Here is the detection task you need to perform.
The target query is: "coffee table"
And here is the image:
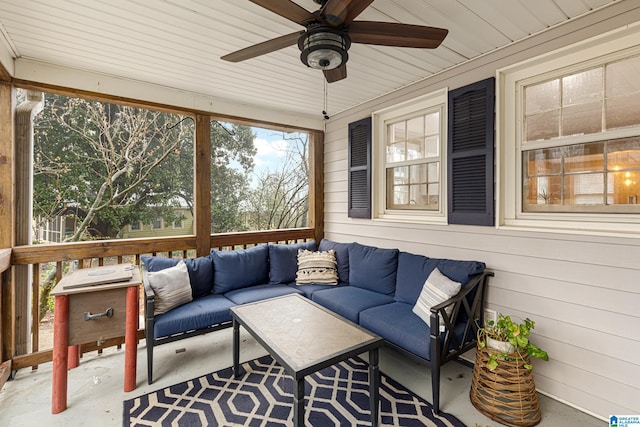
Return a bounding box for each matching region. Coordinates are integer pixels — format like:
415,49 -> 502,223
231,293 -> 383,426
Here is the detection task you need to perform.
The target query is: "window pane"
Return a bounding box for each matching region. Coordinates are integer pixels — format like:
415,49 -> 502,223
428,162 -> 439,182
389,121 -> 405,143
425,111 -> 439,135
606,92 -> 640,130
610,171 -> 640,205
564,173 -> 605,205
524,175 -> 562,206
564,142 -> 604,174
409,184 -> 428,206
607,138 -> 640,170
407,116 -> 423,140
387,141 -> 405,163
525,110 -> 560,142
407,138 -> 423,160
425,135 -> 439,157
562,68 -> 602,106
410,164 -> 426,184
606,55 -> 640,98
525,148 -> 562,175
562,101 -> 602,136
427,183 -> 440,207
525,79 -> 560,114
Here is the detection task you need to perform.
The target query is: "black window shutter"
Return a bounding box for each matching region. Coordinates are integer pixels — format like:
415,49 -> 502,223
447,77 -> 495,226
348,117 -> 372,218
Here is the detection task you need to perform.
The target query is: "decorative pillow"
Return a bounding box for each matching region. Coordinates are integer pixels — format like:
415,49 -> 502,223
146,261 -> 193,315
412,268 -> 462,327
141,255 -> 214,298
295,249 -> 338,285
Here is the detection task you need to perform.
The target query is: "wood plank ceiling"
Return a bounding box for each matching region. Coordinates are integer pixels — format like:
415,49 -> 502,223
0,0 -> 618,120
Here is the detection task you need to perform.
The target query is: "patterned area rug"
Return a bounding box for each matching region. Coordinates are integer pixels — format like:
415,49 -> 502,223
123,355 -> 466,427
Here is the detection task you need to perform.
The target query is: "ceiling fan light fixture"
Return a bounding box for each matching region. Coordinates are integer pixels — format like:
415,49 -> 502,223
298,27 -> 350,70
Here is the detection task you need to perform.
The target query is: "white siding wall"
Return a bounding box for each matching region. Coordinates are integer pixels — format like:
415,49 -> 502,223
323,3 -> 640,420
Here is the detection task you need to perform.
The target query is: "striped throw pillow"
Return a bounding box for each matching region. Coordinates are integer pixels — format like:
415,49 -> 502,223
147,260 -> 193,315
295,249 -> 338,285
412,268 -> 462,327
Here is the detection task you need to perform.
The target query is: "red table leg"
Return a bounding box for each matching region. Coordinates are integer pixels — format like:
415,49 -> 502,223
67,345 -> 80,369
124,285 -> 138,392
52,295 -> 69,414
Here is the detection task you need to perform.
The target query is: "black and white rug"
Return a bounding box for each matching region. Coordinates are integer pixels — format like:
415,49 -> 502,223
123,355 -> 466,427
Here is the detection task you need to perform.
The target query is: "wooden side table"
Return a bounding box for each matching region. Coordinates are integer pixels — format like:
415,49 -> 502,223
50,264 -> 141,414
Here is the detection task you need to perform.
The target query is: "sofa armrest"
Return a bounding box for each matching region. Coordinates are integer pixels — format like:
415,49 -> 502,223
429,270 -> 494,363
141,265 -> 156,320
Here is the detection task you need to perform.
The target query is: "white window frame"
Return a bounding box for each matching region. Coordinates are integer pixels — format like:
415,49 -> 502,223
497,23 -> 640,236
129,221 -> 142,232
372,88 -> 448,224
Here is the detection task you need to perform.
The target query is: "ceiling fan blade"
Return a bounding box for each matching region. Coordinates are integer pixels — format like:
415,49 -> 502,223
324,64 -> 347,83
322,0 -> 374,26
221,31 -> 304,62
249,0 -> 316,26
349,21 -> 448,48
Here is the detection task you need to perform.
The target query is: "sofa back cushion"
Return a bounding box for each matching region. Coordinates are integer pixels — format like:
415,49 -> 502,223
268,241 -> 316,284
395,251 -> 486,305
348,242 -> 399,295
141,255 -> 214,298
318,239 -> 352,283
211,244 -> 269,294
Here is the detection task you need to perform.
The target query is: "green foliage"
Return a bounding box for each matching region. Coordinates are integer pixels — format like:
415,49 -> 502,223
477,313 -> 549,371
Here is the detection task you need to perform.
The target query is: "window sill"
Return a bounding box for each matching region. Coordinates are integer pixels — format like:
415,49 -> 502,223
499,218 -> 640,239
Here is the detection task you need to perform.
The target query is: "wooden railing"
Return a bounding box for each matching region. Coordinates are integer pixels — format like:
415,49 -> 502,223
7,228 -> 315,371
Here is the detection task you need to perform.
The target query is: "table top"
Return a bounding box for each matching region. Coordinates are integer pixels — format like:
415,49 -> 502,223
51,264 -> 141,296
231,294 -> 382,377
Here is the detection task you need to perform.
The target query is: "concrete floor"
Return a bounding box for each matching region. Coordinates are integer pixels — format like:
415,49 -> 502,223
0,328 -> 605,427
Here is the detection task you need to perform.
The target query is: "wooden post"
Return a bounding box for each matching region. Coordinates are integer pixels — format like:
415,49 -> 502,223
0,82 -> 15,364
51,294 -> 69,414
194,114 -> 211,257
124,285 -> 138,392
308,130 -> 324,244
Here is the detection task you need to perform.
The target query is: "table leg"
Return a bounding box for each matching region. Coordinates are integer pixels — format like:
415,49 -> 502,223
67,345 -> 80,369
293,377 -> 305,427
52,295 -> 69,414
124,285 -> 138,392
369,348 -> 380,426
233,318 -> 241,378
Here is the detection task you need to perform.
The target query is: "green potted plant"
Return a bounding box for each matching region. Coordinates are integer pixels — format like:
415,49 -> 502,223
477,314 -> 549,371
470,313 -> 549,427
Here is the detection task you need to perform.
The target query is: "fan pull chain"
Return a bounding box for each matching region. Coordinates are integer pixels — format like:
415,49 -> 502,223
322,78 -> 330,120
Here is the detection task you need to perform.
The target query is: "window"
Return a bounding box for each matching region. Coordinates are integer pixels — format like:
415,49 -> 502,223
151,218 -> 163,230
499,25 -> 640,234
173,219 -> 183,229
373,89 -> 447,222
129,222 -> 142,232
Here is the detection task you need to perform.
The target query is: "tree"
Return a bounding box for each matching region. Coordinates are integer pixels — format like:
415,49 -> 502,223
245,133 -> 309,230
31,95 -> 256,318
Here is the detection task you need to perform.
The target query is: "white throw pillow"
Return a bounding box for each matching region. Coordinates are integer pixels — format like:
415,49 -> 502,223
147,260 -> 193,315
295,249 -> 338,285
412,268 -> 462,327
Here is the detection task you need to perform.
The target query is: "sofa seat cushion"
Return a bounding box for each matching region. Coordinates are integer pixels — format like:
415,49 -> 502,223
318,239 -> 352,283
349,243 -> 399,295
224,284 -> 304,305
211,245 -> 269,294
153,294 -> 235,339
142,255 -> 214,298
359,302 -> 432,360
268,241 -> 316,284
360,302 -> 471,361
311,286 -> 394,323
288,281 -> 347,299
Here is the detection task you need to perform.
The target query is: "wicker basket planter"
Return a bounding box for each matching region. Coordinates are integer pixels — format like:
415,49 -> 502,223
470,346 -> 541,427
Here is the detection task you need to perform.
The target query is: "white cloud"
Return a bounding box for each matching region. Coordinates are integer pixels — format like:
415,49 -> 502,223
253,138 -> 289,165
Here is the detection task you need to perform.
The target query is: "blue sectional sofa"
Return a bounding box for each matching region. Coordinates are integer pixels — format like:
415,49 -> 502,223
142,238 -> 492,413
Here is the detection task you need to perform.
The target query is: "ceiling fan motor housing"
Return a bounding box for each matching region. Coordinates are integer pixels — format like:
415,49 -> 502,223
298,26 -> 351,70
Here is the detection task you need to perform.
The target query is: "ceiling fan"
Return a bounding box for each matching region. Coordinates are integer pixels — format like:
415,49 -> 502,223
221,0 -> 449,83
